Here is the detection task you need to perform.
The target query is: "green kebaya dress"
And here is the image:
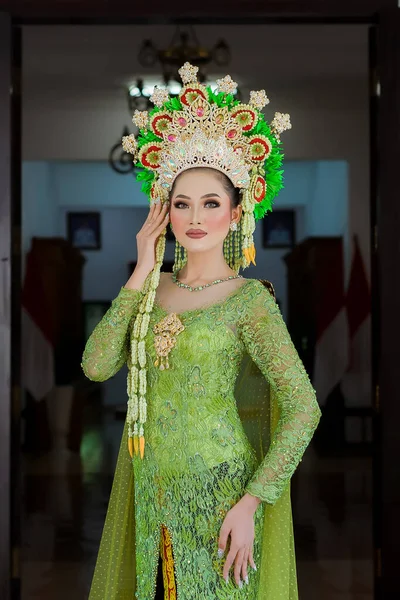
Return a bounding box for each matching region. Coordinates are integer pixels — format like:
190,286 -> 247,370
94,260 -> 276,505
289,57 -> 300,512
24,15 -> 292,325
81,277 -> 321,600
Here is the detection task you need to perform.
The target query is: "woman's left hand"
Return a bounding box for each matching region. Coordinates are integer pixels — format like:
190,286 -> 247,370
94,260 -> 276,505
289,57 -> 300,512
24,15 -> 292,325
218,493 -> 261,587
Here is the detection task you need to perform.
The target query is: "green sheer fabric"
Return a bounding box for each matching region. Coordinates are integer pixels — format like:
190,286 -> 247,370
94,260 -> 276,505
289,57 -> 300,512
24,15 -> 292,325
81,278 -> 321,599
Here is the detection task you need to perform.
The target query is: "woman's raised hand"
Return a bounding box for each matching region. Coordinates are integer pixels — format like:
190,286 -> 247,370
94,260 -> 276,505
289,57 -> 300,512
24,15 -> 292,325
136,199 -> 170,274
124,199 -> 169,291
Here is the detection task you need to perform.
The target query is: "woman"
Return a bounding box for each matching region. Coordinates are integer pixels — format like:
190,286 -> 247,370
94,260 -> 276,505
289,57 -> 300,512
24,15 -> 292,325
81,64 -> 321,600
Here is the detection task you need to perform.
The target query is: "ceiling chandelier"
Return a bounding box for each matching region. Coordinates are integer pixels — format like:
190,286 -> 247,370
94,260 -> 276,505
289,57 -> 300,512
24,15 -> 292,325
109,26 -> 232,174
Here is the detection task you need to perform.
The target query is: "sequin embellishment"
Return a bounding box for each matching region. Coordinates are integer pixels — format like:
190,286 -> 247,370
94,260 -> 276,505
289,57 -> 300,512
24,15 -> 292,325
153,312 -> 185,370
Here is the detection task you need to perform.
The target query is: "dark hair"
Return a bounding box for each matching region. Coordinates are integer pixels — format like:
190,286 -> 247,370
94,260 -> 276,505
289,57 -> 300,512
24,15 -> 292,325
170,167 -> 241,208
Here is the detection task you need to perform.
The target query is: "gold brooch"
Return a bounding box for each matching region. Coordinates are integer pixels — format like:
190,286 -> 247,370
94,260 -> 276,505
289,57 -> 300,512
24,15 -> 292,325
153,313 -> 185,370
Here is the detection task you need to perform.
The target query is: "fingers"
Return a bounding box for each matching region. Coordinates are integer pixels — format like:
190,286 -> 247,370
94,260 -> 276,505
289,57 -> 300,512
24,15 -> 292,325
138,201 -> 157,234
249,546 -> 257,572
145,199 -> 166,223
223,544 -> 255,587
153,209 -> 170,238
142,199 -> 158,226
241,547 -> 250,585
140,201 -> 169,237
151,201 -> 169,231
218,523 -> 230,557
147,199 -> 168,225
222,546 -> 236,582
233,547 -> 245,588
219,514 -> 256,588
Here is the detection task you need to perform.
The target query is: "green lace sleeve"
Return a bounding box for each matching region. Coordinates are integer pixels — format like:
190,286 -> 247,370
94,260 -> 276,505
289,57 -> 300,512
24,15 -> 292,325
238,281 -> 322,504
81,286 -> 143,382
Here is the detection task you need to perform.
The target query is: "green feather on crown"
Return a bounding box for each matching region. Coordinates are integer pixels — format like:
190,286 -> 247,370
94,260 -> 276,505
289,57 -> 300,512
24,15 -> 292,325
122,62 -> 291,267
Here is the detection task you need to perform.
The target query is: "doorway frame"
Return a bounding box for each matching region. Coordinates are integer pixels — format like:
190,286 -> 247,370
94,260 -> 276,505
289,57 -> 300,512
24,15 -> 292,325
1,3 -> 398,599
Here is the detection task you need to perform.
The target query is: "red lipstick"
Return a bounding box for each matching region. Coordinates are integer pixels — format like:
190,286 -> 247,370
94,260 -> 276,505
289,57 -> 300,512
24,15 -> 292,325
186,228 -> 207,239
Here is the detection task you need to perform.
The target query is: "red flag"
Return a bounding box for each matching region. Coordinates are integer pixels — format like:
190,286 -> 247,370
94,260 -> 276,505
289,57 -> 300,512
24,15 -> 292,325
345,235 -> 371,369
313,238 -> 349,405
21,244 -> 55,401
340,234 -> 372,412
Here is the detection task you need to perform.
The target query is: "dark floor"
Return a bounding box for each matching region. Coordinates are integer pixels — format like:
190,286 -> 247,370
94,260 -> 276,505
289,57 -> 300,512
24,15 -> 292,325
21,390 -> 373,600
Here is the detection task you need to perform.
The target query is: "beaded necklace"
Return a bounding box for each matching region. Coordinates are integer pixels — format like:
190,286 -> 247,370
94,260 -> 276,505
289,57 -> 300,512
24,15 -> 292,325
171,270 -> 243,292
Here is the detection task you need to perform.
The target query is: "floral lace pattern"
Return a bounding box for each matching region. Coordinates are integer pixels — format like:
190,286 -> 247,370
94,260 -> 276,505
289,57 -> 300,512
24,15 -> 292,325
82,278 -> 321,599
238,282 -> 322,503
133,446 -> 264,599
81,286 -> 143,382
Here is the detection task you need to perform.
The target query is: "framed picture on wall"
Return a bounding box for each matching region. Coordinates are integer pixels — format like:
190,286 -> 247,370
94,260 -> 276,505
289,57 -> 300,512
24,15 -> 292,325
67,211 -> 101,250
262,209 -> 295,249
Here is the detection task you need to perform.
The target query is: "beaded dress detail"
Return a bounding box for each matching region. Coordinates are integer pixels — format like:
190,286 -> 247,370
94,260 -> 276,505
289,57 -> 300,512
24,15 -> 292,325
81,278 -> 321,599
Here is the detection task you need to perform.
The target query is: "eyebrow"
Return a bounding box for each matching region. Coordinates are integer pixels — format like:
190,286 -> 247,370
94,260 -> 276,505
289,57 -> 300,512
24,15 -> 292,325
174,193 -> 221,199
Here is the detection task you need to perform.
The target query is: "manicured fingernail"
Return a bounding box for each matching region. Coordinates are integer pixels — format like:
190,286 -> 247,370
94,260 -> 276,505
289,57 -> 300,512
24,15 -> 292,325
238,579 -> 243,589
252,563 -> 257,571
217,548 -> 224,558
224,575 -> 229,584
244,575 -> 249,585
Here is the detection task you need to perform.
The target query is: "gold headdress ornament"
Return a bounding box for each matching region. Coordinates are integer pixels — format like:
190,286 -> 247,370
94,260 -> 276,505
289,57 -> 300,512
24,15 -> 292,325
122,62 -> 292,458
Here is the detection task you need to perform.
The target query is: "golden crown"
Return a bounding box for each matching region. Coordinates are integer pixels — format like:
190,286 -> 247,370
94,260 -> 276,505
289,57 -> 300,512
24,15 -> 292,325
122,62 -> 291,267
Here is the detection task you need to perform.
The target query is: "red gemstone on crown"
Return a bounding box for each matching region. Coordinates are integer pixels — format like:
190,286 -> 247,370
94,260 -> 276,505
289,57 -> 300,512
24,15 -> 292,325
178,117 -> 187,126
196,108 -> 204,117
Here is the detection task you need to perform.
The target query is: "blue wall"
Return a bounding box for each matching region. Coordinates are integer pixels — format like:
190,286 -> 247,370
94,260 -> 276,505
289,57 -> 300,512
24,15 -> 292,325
51,162 -> 144,207
22,159 -> 348,303
22,162 -> 57,263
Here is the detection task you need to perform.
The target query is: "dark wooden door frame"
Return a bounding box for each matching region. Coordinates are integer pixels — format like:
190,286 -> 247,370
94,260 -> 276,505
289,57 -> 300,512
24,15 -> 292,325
0,13 -> 12,600
375,8 -> 400,600
0,0 -> 393,21
0,15 -> 22,600
369,24 -> 381,600
1,2 -> 399,599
